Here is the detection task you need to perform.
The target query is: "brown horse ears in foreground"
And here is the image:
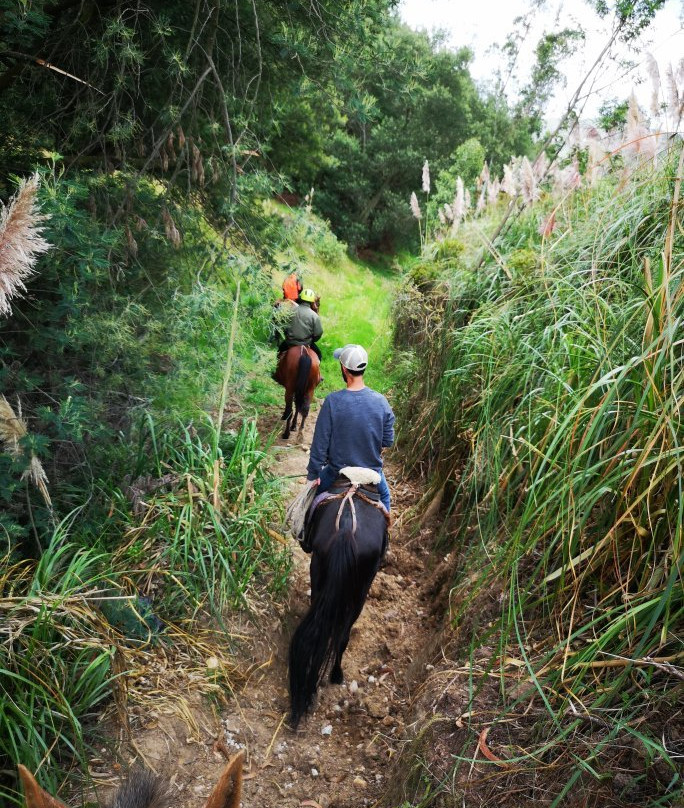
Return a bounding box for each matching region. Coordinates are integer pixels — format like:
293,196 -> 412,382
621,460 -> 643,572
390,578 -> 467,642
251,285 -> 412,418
18,750 -> 244,808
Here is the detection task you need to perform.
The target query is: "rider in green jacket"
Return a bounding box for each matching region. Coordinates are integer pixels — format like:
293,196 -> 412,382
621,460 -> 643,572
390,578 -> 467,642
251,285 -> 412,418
277,289 -> 322,360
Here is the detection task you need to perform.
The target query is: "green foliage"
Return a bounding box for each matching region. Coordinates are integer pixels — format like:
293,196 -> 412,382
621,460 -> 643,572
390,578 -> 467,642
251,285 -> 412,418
121,414 -> 290,614
598,97 -> 631,131
0,535 -> 116,804
507,246 -> 539,278
518,28 -> 585,123
0,166 -> 294,799
431,138 -> 487,213
590,0 -> 669,40
0,413 -> 288,805
291,23 -> 536,250
392,147 -> 684,804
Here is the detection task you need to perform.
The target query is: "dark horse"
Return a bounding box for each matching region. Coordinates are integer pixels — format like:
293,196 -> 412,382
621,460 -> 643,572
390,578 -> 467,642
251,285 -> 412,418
275,345 -> 320,439
288,485 -> 388,728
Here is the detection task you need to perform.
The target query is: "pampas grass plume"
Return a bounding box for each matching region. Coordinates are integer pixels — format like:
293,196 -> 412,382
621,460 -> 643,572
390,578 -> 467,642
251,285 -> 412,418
664,63 -> 680,125
487,177 -> 500,205
624,91 -> 654,161
478,162 -> 490,189
502,162 -> 517,197
646,53 -> 661,118
422,160 -> 430,194
0,395 -> 52,509
452,177 -> 464,223
520,156 -> 539,207
410,191 -> 422,220
0,174 -> 51,318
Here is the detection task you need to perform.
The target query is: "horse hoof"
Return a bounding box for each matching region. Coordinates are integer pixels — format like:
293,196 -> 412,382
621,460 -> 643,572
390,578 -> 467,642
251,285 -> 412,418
330,668 -> 343,685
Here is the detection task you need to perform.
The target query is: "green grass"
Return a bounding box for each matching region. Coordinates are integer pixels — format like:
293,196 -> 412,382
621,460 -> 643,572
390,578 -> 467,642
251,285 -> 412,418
264,202 -> 398,397
391,147 -> 684,805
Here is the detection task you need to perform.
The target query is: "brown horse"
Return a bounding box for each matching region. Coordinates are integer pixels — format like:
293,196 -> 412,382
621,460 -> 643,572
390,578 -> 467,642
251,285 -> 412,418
275,345 -> 320,439
18,751 -> 244,808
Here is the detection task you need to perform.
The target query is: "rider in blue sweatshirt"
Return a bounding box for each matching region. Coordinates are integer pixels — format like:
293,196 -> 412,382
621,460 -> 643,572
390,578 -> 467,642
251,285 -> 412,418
306,344 -> 394,512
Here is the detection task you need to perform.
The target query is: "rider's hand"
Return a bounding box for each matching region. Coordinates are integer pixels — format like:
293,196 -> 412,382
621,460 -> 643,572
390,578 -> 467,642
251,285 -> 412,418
310,478 -> 320,487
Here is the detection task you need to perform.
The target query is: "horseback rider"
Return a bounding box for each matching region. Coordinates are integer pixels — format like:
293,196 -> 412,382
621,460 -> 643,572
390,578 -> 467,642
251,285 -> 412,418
282,270 -> 303,302
273,288 -> 323,383
306,344 -> 394,512
278,288 -> 323,360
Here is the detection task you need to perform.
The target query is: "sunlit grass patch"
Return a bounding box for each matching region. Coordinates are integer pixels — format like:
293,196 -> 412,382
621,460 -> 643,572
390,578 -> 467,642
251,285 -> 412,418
266,202 -> 398,395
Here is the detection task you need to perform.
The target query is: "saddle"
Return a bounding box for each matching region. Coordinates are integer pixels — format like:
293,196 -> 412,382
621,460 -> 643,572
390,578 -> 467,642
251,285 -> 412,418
300,467 -> 388,553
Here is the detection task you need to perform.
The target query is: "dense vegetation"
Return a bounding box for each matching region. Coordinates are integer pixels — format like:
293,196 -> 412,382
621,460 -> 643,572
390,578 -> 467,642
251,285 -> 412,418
0,0 -> 537,249
391,135 -> 684,804
1,0 -> 680,805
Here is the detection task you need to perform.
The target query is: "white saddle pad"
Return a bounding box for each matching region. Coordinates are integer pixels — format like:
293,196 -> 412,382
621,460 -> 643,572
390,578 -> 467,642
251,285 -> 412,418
339,466 -> 381,485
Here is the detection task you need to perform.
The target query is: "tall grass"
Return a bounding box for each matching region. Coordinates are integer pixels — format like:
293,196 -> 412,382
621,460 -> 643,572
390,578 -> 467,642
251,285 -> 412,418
0,529 -> 118,804
117,414 -> 290,615
0,413 -> 289,805
393,147 -> 684,803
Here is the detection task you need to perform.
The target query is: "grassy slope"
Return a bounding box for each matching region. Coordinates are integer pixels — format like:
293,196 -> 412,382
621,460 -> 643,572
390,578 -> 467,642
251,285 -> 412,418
1,194 -> 400,804
307,255 -> 396,396
248,203 -> 398,410
388,153 -> 684,806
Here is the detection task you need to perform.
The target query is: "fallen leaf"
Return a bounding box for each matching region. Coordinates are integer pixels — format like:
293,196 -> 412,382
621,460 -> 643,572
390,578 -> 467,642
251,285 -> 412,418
477,727 -> 507,765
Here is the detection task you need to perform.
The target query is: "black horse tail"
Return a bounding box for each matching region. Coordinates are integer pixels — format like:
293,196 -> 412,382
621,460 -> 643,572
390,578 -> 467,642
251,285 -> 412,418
288,528 -> 359,728
294,350 -> 312,413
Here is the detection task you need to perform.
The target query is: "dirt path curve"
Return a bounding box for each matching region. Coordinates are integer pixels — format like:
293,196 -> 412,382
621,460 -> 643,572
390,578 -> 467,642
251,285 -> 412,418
220,406 -> 433,808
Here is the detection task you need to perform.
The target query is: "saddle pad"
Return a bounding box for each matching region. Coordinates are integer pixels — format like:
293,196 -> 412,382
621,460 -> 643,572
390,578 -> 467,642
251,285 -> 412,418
285,483 -> 317,538
339,466 -> 381,485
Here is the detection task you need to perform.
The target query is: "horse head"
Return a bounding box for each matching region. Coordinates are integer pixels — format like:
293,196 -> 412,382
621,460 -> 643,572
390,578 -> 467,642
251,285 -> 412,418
18,751 -> 244,808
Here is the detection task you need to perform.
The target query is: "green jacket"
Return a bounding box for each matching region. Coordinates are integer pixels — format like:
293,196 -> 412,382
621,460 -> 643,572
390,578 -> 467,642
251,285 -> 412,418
286,302 -> 323,345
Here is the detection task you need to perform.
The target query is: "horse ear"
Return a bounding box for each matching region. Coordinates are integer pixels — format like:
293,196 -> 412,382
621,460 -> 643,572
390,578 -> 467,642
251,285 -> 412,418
17,765 -> 69,808
203,751 -> 244,808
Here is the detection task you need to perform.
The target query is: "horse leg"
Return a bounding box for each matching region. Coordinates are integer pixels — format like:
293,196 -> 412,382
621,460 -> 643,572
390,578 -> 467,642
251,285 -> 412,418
298,410 -> 307,437
330,642 -> 347,684
288,408 -> 298,437
282,390 -> 294,438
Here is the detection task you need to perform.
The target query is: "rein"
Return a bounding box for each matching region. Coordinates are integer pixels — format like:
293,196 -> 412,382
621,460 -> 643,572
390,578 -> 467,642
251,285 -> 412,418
329,484 -> 388,535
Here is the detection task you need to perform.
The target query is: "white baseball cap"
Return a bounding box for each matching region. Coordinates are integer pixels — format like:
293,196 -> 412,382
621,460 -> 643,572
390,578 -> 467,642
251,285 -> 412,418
333,344 -> 368,371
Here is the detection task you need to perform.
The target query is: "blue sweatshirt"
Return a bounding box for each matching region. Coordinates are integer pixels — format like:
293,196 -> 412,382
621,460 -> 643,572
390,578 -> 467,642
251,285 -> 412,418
306,387 -> 395,481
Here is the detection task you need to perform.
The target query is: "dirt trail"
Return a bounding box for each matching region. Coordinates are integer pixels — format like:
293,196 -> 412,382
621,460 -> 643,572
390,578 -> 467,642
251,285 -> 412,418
225,408 -> 433,808
111,405 -> 434,808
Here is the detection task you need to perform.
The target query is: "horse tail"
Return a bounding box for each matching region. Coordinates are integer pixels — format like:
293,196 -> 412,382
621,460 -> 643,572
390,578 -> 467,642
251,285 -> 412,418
294,350 -> 312,412
289,528 -> 360,728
